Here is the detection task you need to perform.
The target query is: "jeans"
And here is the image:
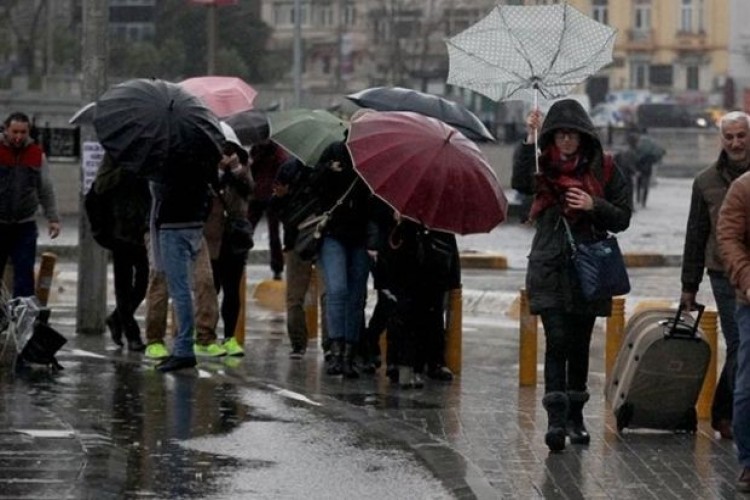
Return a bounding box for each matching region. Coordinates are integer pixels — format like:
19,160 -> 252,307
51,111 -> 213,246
145,234 -> 218,345
318,237 -> 369,344
732,303 -> 750,467
158,228 -> 203,358
0,221 -> 38,297
708,271 -> 739,425
539,310 -> 596,394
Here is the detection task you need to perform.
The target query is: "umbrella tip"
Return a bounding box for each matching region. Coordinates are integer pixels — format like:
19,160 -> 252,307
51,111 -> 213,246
445,128 -> 456,143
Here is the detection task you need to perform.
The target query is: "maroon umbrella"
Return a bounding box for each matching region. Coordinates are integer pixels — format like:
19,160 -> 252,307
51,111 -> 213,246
347,111 -> 507,234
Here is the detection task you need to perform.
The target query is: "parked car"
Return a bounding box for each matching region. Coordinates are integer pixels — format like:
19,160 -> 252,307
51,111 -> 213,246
635,103 -> 709,129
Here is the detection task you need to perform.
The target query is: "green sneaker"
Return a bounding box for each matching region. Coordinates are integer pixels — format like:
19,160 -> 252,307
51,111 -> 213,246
145,342 -> 169,360
222,337 -> 245,357
194,342 -> 227,357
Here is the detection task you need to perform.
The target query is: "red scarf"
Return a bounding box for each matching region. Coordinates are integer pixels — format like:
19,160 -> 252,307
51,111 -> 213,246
528,145 -> 605,222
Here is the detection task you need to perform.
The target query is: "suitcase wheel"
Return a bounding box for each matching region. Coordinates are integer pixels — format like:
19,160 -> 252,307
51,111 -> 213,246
615,403 -> 633,433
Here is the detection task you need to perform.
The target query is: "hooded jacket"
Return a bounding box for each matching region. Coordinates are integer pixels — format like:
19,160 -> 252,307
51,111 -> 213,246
511,99 -> 632,316
717,171 -> 750,306
0,134 -> 59,224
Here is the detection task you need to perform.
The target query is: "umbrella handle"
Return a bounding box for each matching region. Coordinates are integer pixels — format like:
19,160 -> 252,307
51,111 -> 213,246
533,87 -> 539,174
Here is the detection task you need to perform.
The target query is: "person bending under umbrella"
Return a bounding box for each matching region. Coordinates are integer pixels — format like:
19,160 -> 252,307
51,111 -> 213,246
512,99 -> 632,452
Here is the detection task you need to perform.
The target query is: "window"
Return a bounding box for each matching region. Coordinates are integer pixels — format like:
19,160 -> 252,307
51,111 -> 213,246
686,65 -> 700,90
630,60 -> 649,89
317,2 -> 333,27
592,0 -> 608,25
273,1 -> 310,27
681,0 -> 693,32
343,1 -> 356,26
634,0 -> 651,31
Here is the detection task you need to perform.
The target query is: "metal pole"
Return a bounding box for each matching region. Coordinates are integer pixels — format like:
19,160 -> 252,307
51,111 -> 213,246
77,0 -> 109,334
207,4 -> 217,75
293,0 -> 302,107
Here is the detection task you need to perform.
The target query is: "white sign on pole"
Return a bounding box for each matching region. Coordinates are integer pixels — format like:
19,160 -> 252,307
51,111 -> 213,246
81,141 -> 104,194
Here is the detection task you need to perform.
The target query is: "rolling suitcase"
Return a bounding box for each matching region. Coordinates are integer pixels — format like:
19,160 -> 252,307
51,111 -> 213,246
606,304 -> 710,433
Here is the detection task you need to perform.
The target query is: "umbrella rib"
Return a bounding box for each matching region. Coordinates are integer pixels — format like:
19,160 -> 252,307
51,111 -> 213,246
496,6 -> 537,82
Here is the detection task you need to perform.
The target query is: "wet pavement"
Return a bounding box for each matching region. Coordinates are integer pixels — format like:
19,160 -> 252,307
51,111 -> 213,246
1,176 -> 747,499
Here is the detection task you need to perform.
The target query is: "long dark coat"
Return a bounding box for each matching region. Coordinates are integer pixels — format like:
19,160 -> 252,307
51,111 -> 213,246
511,100 -> 632,316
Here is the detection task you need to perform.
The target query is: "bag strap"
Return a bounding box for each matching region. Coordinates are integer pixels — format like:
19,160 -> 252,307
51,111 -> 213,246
322,179 -> 358,218
560,217 -> 578,255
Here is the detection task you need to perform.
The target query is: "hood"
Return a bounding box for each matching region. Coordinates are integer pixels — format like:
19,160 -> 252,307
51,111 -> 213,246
538,99 -> 599,151
220,121 -> 249,165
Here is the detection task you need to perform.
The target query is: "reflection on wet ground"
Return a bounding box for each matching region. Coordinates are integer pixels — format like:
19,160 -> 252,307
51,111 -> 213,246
0,278 -> 744,499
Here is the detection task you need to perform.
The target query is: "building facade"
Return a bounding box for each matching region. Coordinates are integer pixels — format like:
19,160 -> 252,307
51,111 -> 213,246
262,0 -> 741,109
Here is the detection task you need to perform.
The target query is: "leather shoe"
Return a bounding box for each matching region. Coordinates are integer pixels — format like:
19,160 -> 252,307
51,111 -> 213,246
156,356 -> 197,373
737,467 -> 750,493
127,339 -> 146,352
106,314 -> 123,347
714,419 -> 733,440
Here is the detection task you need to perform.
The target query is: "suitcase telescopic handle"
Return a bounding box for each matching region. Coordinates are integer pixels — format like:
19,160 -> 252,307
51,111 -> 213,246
668,302 -> 705,338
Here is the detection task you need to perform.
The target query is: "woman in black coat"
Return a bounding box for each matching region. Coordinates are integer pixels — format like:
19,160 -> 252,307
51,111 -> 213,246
512,99 -> 632,452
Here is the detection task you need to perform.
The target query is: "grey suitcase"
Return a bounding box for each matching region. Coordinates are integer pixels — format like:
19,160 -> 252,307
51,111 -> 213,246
606,305 -> 710,432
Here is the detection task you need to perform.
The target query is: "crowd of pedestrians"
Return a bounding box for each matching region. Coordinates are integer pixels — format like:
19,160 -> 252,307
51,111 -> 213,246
2,105 -> 750,492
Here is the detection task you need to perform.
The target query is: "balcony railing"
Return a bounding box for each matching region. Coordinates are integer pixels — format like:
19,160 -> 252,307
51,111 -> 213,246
626,29 -> 654,49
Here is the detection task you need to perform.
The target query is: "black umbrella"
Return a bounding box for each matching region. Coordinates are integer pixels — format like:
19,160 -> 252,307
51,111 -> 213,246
93,78 -> 224,177
346,86 -> 495,142
224,109 -> 269,146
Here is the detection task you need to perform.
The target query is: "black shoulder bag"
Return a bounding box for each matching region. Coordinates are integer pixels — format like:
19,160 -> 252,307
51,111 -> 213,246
294,180 -> 358,261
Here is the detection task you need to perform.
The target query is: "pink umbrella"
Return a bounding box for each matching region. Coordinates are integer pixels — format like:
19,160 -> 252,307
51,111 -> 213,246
179,76 -> 257,118
347,111 -> 507,235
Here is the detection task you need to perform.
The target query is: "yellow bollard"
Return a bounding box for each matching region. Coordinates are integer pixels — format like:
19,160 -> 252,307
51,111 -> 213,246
35,252 -> 57,307
605,297 -> 627,384
445,288 -> 463,375
233,269 -> 247,344
304,266 -> 319,339
697,309 -> 718,420
519,289 -> 538,387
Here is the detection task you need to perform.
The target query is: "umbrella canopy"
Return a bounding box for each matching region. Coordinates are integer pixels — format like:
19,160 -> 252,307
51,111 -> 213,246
224,109 -> 269,146
93,78 -> 224,177
69,101 -> 96,125
346,86 -> 495,142
445,3 -> 616,102
268,109 -> 348,166
347,111 -> 507,235
179,76 -> 258,118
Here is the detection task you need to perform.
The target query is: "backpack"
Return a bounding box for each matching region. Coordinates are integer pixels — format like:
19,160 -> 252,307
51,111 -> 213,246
84,181 -> 115,250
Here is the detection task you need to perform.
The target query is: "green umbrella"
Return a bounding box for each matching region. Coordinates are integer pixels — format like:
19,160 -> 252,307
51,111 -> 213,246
267,109 -> 348,166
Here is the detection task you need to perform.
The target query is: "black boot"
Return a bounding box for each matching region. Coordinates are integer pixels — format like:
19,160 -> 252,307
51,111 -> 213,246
543,391 -> 569,452
343,342 -> 359,379
566,391 -> 590,445
326,340 -> 343,376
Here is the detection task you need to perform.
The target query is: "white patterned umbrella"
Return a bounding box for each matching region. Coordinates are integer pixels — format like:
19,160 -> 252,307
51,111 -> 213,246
445,3 -> 617,103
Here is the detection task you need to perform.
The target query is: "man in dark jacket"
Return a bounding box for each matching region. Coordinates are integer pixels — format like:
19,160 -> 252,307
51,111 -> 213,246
681,111 -> 750,440
0,112 -> 60,297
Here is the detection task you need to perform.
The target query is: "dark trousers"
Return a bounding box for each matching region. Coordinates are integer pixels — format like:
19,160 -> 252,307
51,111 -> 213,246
708,271 -> 739,425
389,290 -> 445,371
111,243 -> 149,340
636,172 -> 651,207
248,200 -> 283,276
211,247 -> 247,340
540,310 -> 596,394
0,221 -> 38,297
363,289 -> 395,362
